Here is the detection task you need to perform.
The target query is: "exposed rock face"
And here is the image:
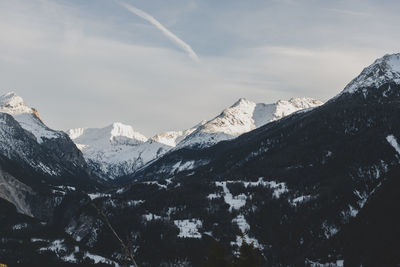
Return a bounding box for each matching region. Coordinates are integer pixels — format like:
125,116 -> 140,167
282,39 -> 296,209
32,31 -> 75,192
0,167 -> 33,216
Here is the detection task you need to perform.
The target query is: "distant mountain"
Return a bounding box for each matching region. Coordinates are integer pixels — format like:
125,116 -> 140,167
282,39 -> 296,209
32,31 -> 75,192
68,123 -> 170,180
176,97 -> 323,149
130,98 -> 323,180
0,92 -> 91,181
68,98 -> 322,180
0,92 -> 97,219
0,92 -> 64,143
151,121 -> 206,147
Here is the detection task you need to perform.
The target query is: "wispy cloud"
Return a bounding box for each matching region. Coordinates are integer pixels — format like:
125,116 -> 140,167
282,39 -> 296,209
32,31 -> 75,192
321,7 -> 371,17
117,1 -> 199,61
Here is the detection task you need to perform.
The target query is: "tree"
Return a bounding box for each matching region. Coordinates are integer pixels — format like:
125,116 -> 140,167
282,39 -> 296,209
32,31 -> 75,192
235,233 -> 263,267
203,239 -> 233,267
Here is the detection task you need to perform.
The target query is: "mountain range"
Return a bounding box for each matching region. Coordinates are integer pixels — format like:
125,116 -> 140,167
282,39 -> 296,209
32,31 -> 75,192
0,53 -> 400,266
67,97 -> 322,179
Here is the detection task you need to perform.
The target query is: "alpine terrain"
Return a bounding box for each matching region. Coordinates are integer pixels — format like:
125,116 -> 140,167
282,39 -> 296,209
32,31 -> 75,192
68,97 -> 322,180
0,53 -> 400,266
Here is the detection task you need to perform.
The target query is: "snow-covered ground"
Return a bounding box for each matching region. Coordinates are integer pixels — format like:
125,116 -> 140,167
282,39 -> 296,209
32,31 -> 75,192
84,252 -> 119,266
212,178 -> 289,210
386,134 -> 400,155
231,214 -> 263,252
174,219 -> 203,238
215,181 -> 247,212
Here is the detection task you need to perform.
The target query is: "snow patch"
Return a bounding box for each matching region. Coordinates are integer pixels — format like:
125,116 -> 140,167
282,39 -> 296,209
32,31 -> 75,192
84,252 -> 119,266
386,134 -> 400,155
231,215 -> 263,252
39,239 -> 67,254
88,193 -> 111,200
243,177 -> 288,198
322,222 -> 339,239
290,195 -> 313,206
216,182 -> 247,212
143,213 -> 162,221
12,223 -> 28,230
306,259 -> 344,267
62,253 -> 77,263
174,219 -> 203,238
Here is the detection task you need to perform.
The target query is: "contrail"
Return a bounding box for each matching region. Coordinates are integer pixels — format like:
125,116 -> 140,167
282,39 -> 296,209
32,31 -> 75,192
118,1 -> 199,61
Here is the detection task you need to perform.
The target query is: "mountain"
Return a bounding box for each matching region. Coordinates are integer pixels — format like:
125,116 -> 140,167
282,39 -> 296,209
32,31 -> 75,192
151,121 -> 206,147
129,98 -> 323,180
2,54 -> 400,266
340,53 -> 400,94
69,98 -> 322,180
0,92 -> 63,143
46,53 -> 399,266
0,92 -> 97,219
68,123 -> 170,180
176,97 -> 323,149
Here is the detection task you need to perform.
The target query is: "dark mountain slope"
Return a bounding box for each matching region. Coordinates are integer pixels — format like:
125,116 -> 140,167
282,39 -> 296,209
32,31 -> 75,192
328,165 -> 400,266
30,57 -> 399,265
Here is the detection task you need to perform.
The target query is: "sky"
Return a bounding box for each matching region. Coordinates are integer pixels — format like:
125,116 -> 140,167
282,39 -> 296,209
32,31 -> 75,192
0,0 -> 399,136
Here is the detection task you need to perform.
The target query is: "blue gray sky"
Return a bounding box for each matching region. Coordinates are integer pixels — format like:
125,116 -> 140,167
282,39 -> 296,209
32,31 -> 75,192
0,0 -> 399,136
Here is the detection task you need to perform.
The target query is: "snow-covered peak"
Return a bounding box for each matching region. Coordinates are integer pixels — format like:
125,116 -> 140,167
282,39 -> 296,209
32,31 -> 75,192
203,98 -> 257,136
67,123 -> 171,179
342,53 -> 400,94
177,97 -> 323,148
68,128 -> 85,140
0,91 -> 33,115
109,122 -> 147,142
0,91 -> 60,143
151,121 -> 207,147
232,97 -> 253,107
273,98 -> 323,119
68,122 -> 147,146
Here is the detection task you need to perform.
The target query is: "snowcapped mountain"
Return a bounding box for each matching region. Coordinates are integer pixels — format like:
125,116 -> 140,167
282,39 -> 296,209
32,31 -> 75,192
0,92 -> 63,143
341,53 -> 400,95
0,92 -> 89,180
0,92 -> 95,219
176,97 -> 323,148
151,121 -> 206,147
68,123 -> 171,179
69,98 -> 322,179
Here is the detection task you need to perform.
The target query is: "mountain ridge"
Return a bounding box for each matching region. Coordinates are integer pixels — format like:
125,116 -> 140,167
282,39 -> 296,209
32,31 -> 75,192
66,97 -> 322,179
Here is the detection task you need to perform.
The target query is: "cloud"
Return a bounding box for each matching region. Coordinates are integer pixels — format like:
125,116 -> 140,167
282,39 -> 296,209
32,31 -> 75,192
117,1 -> 199,61
1,0 -> 398,136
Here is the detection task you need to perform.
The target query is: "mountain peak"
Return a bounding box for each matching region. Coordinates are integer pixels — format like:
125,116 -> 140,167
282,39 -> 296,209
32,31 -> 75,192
0,91 -> 32,115
231,98 -> 253,107
342,53 -> 400,94
69,122 -> 147,144
108,122 -> 147,142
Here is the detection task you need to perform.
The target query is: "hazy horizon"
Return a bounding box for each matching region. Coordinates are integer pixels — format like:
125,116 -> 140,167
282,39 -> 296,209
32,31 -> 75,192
1,0 -> 399,136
